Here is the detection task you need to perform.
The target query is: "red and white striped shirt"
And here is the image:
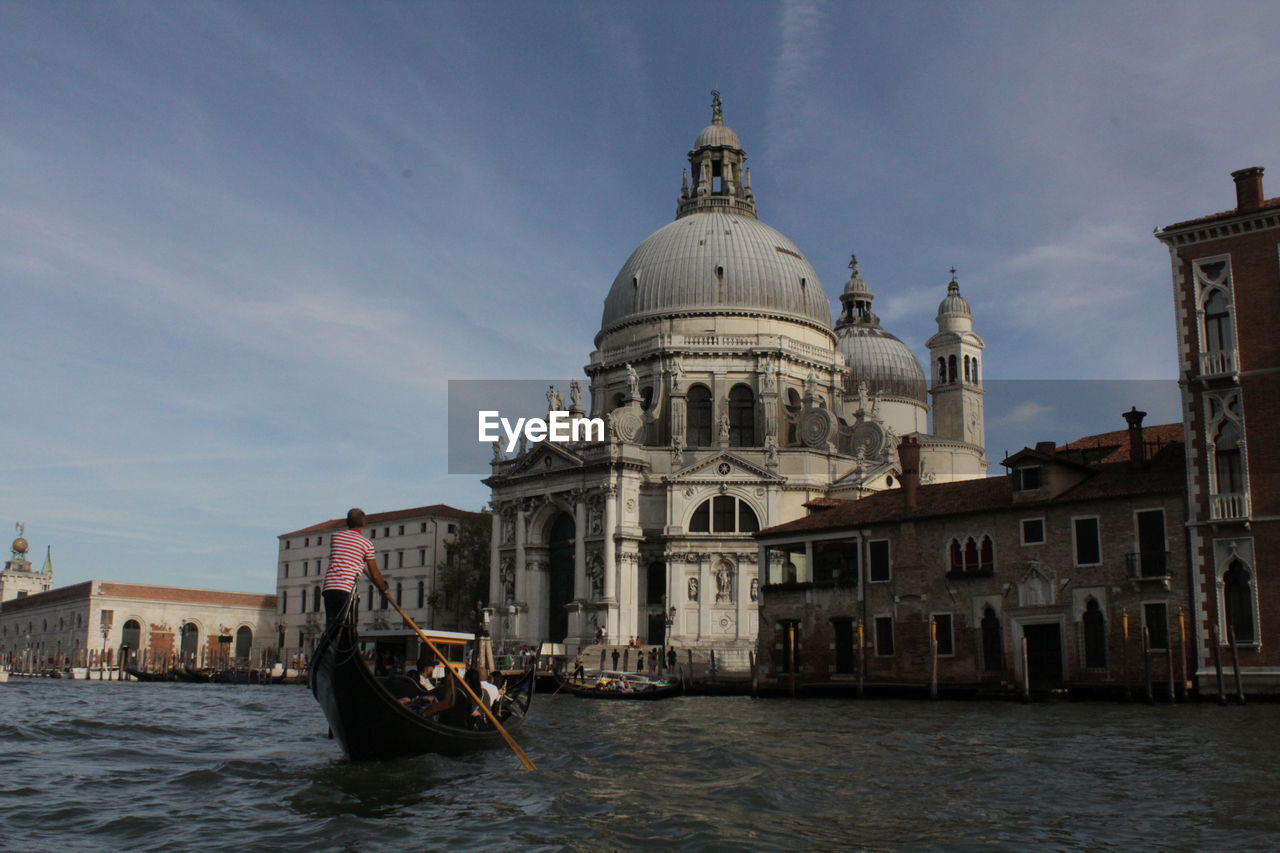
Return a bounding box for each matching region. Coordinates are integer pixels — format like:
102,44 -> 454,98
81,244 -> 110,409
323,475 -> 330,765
323,528 -> 377,592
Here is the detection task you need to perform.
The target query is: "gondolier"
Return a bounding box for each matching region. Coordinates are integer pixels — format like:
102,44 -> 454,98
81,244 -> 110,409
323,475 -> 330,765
322,508 -> 389,624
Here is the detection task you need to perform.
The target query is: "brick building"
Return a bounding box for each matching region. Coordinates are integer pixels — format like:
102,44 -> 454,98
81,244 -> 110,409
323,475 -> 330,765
753,417 -> 1189,695
1156,167 -> 1280,694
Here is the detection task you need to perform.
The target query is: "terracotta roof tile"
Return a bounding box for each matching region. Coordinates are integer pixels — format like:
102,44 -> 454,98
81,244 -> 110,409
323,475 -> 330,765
1160,196 -> 1280,231
281,504 -> 478,538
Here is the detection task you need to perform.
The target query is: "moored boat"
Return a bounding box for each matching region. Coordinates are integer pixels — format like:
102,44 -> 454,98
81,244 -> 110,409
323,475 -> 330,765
557,670 -> 684,700
309,600 -> 534,761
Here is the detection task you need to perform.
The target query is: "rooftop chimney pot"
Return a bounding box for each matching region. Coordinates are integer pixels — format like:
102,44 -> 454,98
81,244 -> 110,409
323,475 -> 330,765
1231,166 -> 1264,211
898,436 -> 921,512
1123,406 -> 1148,469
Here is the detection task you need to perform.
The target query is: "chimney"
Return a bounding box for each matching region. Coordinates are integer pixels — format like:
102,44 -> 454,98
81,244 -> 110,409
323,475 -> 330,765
1122,406 -> 1147,469
1232,166 -> 1265,211
1034,441 -> 1056,456
898,435 -> 921,511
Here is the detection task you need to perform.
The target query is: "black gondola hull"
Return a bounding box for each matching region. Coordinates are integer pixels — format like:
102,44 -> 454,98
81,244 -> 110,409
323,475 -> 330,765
309,617 -> 532,761
556,676 -> 684,700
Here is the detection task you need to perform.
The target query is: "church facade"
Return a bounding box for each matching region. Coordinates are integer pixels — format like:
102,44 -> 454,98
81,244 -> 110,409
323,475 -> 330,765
485,95 -> 987,658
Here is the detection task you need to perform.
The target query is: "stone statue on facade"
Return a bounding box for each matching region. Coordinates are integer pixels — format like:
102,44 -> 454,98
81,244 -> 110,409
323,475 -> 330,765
688,576 -> 699,602
750,577 -> 759,602
718,409 -> 731,443
547,385 -> 564,413
715,564 -> 732,602
625,363 -> 639,399
668,356 -> 684,393
764,434 -> 779,468
569,379 -> 582,411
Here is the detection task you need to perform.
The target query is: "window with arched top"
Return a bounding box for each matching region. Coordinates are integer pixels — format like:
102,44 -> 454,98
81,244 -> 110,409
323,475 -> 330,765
729,384 -> 755,447
950,540 -> 963,573
937,357 -> 946,385
963,355 -> 971,382
688,496 -> 759,533
971,357 -> 980,385
947,355 -> 957,383
234,626 -> 252,660
1203,288 -> 1234,353
1213,418 -> 1243,495
312,586 -> 320,613
1083,598 -> 1107,668
979,536 -> 993,572
687,385 -> 713,446
1224,560 -> 1256,644
964,537 -> 978,571
785,388 -> 802,445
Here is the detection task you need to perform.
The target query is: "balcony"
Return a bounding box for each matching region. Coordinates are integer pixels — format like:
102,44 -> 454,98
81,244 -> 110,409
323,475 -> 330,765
1198,349 -> 1238,379
1210,492 -> 1251,521
1125,551 -> 1169,579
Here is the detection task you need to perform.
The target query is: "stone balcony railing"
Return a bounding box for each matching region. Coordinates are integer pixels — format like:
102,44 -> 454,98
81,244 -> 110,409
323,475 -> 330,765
1210,492 -> 1250,521
591,332 -> 842,368
1199,348 -> 1238,379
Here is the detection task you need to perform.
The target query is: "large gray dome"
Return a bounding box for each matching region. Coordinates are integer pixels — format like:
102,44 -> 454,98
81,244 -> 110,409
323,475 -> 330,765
837,324 -> 928,404
598,212 -> 832,339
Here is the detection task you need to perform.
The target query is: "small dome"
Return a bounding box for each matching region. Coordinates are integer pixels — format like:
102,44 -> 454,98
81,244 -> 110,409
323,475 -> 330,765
694,122 -> 742,150
599,212 -> 831,339
837,325 -> 928,404
937,279 -> 971,320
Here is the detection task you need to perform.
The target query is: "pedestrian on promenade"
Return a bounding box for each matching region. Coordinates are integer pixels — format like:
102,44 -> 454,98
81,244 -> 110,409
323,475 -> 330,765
322,508 -> 390,625
611,648 -> 620,670
666,647 -> 677,672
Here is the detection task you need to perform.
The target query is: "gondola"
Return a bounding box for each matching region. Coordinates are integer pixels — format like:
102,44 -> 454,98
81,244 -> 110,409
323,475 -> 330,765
124,666 -> 180,682
309,598 -> 534,761
556,670 -> 684,700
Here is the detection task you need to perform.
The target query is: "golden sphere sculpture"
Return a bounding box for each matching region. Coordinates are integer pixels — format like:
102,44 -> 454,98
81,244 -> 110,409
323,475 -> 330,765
11,537 -> 28,555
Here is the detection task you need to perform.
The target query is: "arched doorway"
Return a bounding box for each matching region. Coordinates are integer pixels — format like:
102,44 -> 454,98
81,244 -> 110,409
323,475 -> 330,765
121,619 -> 142,665
180,622 -> 199,665
547,513 -> 575,643
234,626 -> 253,661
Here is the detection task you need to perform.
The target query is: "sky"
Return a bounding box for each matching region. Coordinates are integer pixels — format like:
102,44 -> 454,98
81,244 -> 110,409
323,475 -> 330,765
3,1 -> 1278,593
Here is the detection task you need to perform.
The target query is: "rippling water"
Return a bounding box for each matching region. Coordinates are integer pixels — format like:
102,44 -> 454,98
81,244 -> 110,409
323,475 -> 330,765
3,678 -> 1279,851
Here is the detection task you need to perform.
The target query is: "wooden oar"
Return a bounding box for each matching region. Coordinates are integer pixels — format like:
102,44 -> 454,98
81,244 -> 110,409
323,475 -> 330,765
378,590 -> 536,771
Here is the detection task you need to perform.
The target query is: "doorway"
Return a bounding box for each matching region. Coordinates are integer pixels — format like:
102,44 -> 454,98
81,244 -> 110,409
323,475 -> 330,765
1022,623 -> 1064,688
546,513 -> 575,643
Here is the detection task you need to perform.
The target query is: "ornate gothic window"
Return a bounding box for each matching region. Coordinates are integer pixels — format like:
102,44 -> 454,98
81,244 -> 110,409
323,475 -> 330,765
1203,288 -> 1234,353
1213,419 -> 1243,494
687,385 -> 713,446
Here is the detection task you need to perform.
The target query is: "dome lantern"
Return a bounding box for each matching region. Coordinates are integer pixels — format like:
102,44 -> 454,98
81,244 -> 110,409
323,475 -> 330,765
677,90 -> 756,220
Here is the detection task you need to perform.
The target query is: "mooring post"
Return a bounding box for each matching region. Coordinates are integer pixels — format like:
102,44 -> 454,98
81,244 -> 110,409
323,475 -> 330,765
1227,622 -> 1245,705
1143,626 -> 1153,704
1178,607 -> 1188,700
929,619 -> 939,700
1020,636 -> 1030,701
856,620 -> 864,699
1121,608 -> 1131,701
1210,624 -> 1226,705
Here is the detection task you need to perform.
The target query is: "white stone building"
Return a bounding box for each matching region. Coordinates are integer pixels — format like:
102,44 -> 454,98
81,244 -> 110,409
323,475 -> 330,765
0,580 -> 277,672
1,531 -> 54,605
276,504 -> 471,661
485,95 -> 988,658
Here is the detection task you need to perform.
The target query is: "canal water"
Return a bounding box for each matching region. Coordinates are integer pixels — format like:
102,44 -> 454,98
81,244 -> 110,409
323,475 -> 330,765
3,679 -> 1278,851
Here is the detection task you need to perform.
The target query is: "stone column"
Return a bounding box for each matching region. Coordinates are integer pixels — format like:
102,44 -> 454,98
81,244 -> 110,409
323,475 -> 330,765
603,486 -> 617,641
514,503 -> 527,610
572,495 -> 587,642
489,510 -> 501,605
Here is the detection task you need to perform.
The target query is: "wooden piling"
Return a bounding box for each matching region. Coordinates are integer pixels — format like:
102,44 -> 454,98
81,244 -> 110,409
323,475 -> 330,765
749,651 -> 757,698
1210,624 -> 1226,705
1177,607 -> 1188,700
1121,608 -> 1131,700
788,623 -> 796,698
1020,636 -> 1030,701
1142,626 -> 1153,704
1166,640 -> 1176,705
1227,622 -> 1245,705
929,619 -> 939,700
856,620 -> 864,699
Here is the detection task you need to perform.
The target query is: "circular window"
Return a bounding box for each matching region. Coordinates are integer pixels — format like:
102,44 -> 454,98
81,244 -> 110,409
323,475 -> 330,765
717,462 -> 731,476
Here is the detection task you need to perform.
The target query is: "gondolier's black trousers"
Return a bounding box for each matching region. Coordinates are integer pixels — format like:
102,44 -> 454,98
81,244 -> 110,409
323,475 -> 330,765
323,589 -> 351,625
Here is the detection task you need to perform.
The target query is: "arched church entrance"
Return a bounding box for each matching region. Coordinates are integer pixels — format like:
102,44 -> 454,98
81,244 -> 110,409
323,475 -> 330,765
121,619 -> 141,665
547,513 -> 575,643
234,626 -> 253,661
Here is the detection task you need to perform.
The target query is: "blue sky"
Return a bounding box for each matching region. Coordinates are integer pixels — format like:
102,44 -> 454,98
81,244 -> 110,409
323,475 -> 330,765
3,1 -> 1277,592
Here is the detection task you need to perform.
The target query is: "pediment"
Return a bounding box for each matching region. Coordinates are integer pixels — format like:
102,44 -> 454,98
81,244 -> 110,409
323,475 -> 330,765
507,442 -> 584,478
666,451 -> 782,484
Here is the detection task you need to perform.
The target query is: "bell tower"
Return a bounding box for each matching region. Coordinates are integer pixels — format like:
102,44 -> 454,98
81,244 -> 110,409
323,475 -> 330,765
927,271 -> 986,447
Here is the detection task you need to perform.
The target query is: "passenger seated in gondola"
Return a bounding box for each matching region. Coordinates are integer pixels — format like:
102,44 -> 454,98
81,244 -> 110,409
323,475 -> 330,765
407,676 -> 454,719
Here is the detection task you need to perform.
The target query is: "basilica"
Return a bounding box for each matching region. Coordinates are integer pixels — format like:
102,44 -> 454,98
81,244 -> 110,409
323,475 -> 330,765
485,94 -> 987,659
